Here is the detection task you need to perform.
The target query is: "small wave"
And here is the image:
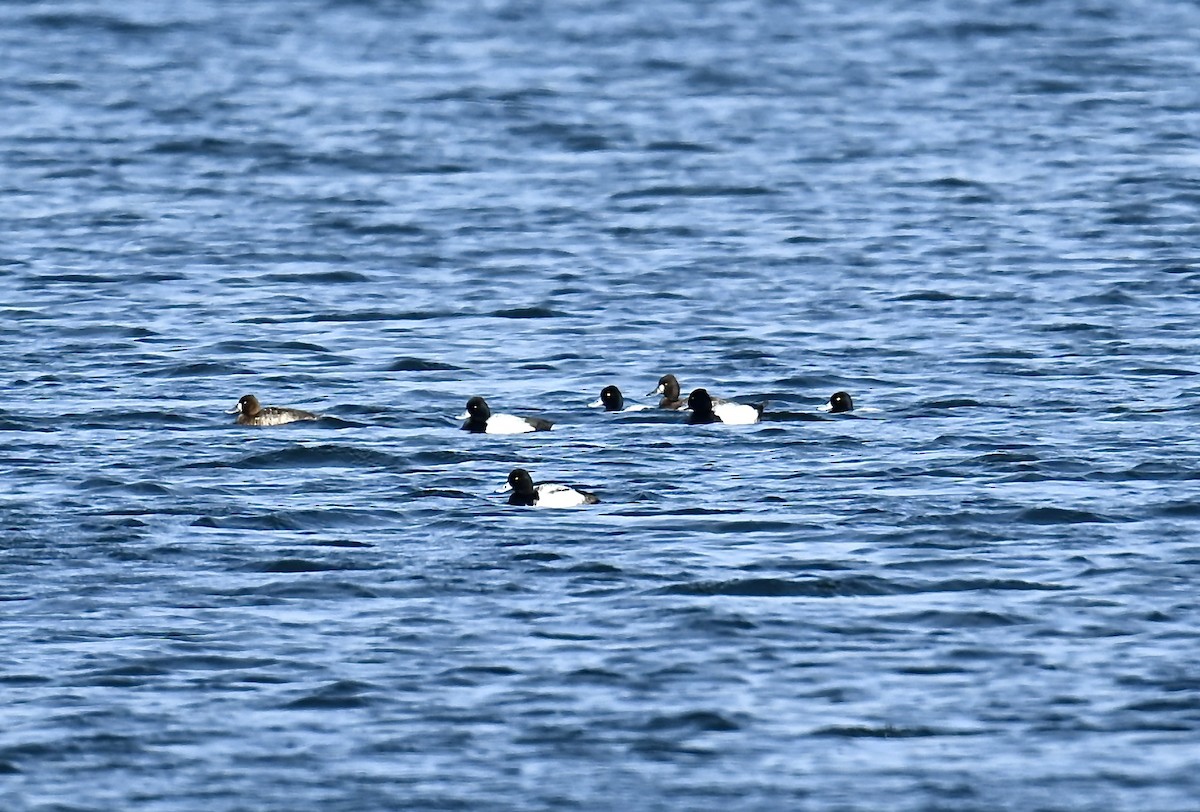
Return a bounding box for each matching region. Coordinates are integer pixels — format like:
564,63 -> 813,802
912,398 -> 984,411
284,680 -> 379,710
27,11 -> 183,34
1091,462 -> 1200,482
310,538 -> 373,549
563,667 -> 627,685
146,361 -> 250,378
643,710 -> 740,733
1072,289 -> 1138,306
1127,366 -> 1197,377
64,324 -> 157,339
312,415 -> 364,428
645,140 -> 715,153
257,271 -> 370,284
22,77 -> 84,91
563,562 -> 623,576
881,609 -> 1030,628
606,224 -> 701,239
489,306 -> 567,319
1152,501 -> 1200,518
673,519 -> 811,534
771,374 -> 831,389
968,451 -> 1041,465
317,219 -> 427,236
223,580 -> 378,600
509,122 -> 613,152
1001,471 -> 1089,484
409,450 -> 477,467
221,445 -> 407,470
1121,697 -> 1200,714
410,162 -> 471,175
251,558 -> 362,573
303,310 -> 456,323
611,185 -> 776,201
921,578 -> 1069,593
0,307 -> 49,320
99,655 -> 276,677
1015,506 -> 1122,525
192,508 -> 393,531
0,673 -> 50,686
438,665 -> 520,686
513,551 -> 564,563
148,136 -> 249,155
211,339 -> 332,354
1039,321 -> 1115,334
892,290 -> 973,302
657,576 -> 897,598
387,357 -> 463,371
813,724 -> 977,739
238,310 -> 454,325
765,410 -> 832,422
0,415 -> 46,432
34,272 -> 123,284
79,477 -> 172,496
921,176 -> 992,190
89,210 -> 150,226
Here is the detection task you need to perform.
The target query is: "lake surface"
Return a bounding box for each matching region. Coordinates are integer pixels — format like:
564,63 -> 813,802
3,1 -> 1200,809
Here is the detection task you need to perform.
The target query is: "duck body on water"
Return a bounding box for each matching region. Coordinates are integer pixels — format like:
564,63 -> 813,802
229,395 -> 318,427
648,374 -> 688,410
686,388 -> 765,425
460,396 -> 553,434
591,385 -> 650,412
499,468 -> 600,507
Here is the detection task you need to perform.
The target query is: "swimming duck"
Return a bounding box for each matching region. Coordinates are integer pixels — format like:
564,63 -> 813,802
228,394 -> 318,427
589,385 -> 650,412
594,385 -> 625,411
647,374 -> 687,409
460,396 -> 553,434
826,391 -> 854,413
498,468 -> 600,507
686,388 -> 764,425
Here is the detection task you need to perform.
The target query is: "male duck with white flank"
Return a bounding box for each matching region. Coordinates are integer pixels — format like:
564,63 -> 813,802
686,388 -> 764,425
499,468 -> 600,507
460,396 -> 553,434
590,385 -> 649,412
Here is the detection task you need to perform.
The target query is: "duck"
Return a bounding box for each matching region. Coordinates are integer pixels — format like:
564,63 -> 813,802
592,385 -> 626,411
589,385 -> 650,412
647,374 -> 687,409
459,396 -> 553,434
228,394 -> 318,427
686,388 -> 764,425
499,468 -> 600,507
826,391 -> 854,413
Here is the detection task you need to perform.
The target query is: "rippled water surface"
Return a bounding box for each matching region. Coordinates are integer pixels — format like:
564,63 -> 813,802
4,1 -> 1200,809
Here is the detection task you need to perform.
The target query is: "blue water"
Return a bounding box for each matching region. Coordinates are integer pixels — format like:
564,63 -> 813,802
3,0 -> 1200,809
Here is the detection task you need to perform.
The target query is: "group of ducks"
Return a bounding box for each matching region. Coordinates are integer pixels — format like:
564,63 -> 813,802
229,374 -> 856,508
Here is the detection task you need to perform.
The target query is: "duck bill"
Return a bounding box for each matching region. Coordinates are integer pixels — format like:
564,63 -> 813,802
587,398 -> 603,408
455,411 -> 470,420
646,385 -> 664,397
495,483 -> 514,494
226,405 -> 242,414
